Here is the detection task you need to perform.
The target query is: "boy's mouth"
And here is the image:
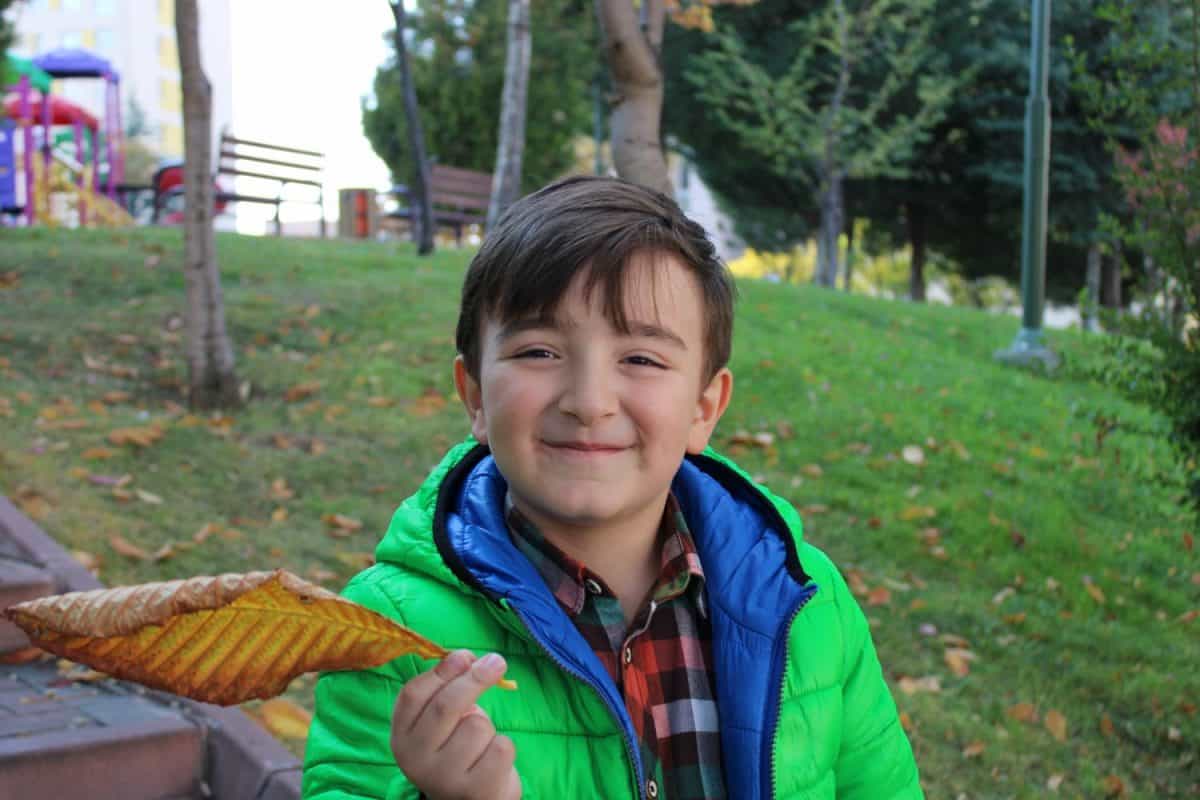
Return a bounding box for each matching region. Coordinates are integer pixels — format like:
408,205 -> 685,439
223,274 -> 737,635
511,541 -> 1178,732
543,440 -> 628,453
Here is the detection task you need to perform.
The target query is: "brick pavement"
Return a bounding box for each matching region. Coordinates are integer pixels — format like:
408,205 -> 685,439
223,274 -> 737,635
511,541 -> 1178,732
0,496 -> 302,800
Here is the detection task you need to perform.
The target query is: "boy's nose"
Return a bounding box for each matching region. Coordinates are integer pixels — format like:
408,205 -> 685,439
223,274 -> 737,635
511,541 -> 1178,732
557,363 -> 617,424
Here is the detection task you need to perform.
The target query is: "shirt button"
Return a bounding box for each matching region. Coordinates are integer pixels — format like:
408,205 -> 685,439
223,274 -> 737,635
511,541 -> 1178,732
647,779 -> 659,798
584,578 -> 603,595
623,646 -> 633,665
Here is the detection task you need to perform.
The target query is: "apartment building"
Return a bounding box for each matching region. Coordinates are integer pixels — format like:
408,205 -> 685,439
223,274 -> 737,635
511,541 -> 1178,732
7,0 -> 233,161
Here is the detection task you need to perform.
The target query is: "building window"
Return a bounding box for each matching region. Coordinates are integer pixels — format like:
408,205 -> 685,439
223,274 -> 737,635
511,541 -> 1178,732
95,0 -> 116,15
159,78 -> 181,113
81,29 -> 95,48
62,0 -> 83,11
159,35 -> 177,70
60,31 -> 82,48
95,29 -> 115,55
160,124 -> 183,157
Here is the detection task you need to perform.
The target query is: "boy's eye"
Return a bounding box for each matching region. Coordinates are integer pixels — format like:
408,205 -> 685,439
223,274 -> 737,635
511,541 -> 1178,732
625,355 -> 665,369
514,348 -> 556,360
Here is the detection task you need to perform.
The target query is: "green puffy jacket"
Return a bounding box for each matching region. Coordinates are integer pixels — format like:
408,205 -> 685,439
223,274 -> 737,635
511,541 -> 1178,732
303,441 -> 922,799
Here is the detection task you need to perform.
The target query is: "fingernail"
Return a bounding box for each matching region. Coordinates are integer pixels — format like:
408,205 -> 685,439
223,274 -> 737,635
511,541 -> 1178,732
436,649 -> 474,677
471,653 -> 505,680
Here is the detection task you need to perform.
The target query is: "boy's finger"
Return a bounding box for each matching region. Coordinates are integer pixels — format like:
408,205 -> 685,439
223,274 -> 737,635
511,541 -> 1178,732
393,649 -> 475,732
414,653 -> 508,747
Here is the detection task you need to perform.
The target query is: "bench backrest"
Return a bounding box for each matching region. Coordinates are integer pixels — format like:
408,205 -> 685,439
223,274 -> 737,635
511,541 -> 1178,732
428,164 -> 491,211
217,132 -> 324,193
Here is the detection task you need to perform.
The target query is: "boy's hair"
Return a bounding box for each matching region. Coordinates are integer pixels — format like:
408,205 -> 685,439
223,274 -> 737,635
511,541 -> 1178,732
455,175 -> 736,382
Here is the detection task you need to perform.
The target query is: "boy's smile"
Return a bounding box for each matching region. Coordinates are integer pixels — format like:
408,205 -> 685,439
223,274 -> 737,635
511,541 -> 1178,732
454,251 -> 732,557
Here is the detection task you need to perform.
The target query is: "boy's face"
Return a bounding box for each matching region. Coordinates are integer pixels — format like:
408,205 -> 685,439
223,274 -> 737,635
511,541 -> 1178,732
454,251 -> 732,537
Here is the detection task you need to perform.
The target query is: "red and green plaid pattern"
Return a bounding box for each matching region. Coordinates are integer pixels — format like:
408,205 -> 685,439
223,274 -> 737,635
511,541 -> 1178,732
507,495 -> 726,800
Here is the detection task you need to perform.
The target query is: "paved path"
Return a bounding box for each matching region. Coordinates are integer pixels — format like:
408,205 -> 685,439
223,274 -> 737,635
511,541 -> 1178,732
0,496 -> 302,800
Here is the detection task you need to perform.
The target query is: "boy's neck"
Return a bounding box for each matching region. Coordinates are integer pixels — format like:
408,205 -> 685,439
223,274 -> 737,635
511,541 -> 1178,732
512,493 -> 667,626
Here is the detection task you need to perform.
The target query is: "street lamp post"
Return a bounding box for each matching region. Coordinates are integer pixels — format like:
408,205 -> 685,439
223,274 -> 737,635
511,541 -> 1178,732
996,0 -> 1060,370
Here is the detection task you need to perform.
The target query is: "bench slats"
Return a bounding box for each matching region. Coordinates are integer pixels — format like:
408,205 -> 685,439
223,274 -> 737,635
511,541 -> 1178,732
221,135 -> 323,158
216,166 -> 322,188
218,150 -> 322,172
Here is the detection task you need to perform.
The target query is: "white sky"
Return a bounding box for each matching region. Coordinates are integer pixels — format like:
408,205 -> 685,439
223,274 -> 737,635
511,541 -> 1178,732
227,2 -> 397,233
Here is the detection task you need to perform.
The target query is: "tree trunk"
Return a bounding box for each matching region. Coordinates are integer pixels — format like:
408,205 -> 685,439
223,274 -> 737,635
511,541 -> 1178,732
175,0 -> 240,410
813,0 -> 849,289
595,0 -> 672,195
390,1 -> 435,255
907,200 -> 927,302
814,172 -> 843,287
487,0 -> 531,230
1084,242 -> 1101,332
1101,251 -> 1122,309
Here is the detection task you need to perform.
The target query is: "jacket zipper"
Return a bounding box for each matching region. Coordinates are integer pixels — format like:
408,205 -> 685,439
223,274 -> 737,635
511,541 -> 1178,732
761,583 -> 819,800
500,600 -> 647,800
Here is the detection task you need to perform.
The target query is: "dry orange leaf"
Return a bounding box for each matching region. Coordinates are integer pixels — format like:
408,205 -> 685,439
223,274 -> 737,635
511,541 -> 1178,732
1100,713 -> 1115,737
109,534 -> 151,561
866,587 -> 892,607
108,424 -> 164,448
4,570 -> 516,705
1103,774 -> 1125,797
1044,709 -> 1068,741
943,647 -> 975,677
962,740 -> 985,759
323,514 -> 363,535
1007,702 -> 1039,724
284,382 -> 322,402
254,697 -> 312,740
900,505 -> 937,522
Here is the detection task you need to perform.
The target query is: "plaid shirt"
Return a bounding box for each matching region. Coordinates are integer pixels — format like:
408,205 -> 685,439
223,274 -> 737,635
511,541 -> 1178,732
507,494 -> 726,800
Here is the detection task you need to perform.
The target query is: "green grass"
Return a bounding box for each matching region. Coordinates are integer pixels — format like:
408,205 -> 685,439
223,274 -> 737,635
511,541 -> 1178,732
1,227 -> 1196,798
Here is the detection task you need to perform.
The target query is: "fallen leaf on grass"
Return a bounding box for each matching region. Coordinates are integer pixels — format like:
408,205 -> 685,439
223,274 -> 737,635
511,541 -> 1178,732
898,675 -> 942,695
271,507 -> 289,523
410,387 -> 447,417
900,506 -> 937,522
943,648 -> 975,677
323,514 -> 363,537
135,489 -> 163,505
1047,774 -> 1065,791
108,424 -> 164,448
366,396 -> 396,408
1103,775 -> 1125,797
81,447 -> 116,460
109,534 -> 151,560
269,478 -> 294,501
1100,714 -> 1115,737
962,740 -> 985,758
284,382 -> 322,402
1044,709 -> 1068,741
253,697 -> 312,740
866,587 -> 892,607
901,445 -> 925,466
1083,577 -> 1106,605
1007,702 -> 1039,724
3,570 -> 515,705
71,550 -> 101,575
13,486 -> 52,521
801,464 -> 824,479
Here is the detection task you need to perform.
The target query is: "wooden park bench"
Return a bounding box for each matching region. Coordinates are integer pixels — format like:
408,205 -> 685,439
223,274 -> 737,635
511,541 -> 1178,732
217,132 -> 326,237
154,131 -> 326,236
388,163 -> 492,245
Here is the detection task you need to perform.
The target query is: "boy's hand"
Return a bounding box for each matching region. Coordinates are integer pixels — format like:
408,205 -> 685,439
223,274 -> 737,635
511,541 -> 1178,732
391,650 -> 522,800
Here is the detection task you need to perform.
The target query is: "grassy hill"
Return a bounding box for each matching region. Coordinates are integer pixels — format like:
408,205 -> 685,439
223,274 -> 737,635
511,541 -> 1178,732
1,227 -> 1196,798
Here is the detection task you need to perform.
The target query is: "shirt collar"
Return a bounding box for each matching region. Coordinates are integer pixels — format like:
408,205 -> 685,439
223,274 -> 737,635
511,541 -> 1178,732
505,492 -> 708,620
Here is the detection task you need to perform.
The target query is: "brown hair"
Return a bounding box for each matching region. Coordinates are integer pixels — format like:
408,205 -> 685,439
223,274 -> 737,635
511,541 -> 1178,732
455,175 -> 736,382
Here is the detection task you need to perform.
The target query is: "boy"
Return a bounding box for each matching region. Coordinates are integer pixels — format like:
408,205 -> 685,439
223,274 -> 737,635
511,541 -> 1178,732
302,176 -> 922,799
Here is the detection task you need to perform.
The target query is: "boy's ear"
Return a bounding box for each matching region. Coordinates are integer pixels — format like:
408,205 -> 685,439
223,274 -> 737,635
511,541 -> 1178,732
453,355 -> 488,445
686,367 -> 733,455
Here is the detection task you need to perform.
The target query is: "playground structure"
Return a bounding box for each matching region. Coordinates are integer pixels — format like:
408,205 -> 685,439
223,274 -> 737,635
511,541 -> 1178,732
1,49 -> 132,228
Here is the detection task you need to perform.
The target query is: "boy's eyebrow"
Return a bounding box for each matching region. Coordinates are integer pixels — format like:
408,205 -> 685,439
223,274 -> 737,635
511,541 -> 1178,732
496,316 -> 687,350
